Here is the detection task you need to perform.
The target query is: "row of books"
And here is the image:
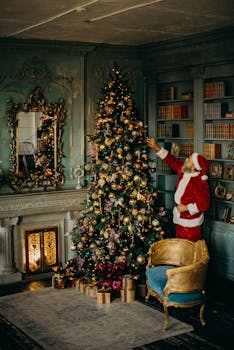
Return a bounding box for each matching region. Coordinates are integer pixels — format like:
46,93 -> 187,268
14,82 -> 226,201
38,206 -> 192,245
158,105 -> 189,119
204,102 -> 229,119
158,141 -> 194,157
159,86 -> 175,101
205,123 -> 234,139
179,143 -> 194,157
157,124 -> 179,137
157,123 -> 194,138
204,81 -> 226,98
204,143 -> 222,159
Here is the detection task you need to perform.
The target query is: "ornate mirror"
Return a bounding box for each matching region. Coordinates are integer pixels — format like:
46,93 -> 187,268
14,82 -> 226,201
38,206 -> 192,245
7,87 -> 66,192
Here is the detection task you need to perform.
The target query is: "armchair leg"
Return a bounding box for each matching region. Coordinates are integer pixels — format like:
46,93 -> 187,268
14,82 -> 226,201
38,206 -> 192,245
199,302 -> 206,326
163,305 -> 169,330
145,291 -> 150,302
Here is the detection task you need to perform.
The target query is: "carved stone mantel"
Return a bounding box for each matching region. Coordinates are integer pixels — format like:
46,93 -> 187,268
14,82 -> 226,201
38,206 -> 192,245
0,189 -> 87,218
0,189 -> 87,284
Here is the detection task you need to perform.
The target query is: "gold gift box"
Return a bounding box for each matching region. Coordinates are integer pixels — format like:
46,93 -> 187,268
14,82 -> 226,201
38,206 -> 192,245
120,289 -> 135,303
122,275 -> 135,290
86,285 -> 98,298
96,289 -> 111,304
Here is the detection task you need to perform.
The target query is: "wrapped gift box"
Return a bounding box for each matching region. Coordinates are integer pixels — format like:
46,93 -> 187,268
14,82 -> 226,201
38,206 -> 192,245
96,289 -> 111,304
122,275 -> 135,290
120,289 -> 135,303
53,275 -> 67,289
75,277 -> 88,292
86,284 -> 98,298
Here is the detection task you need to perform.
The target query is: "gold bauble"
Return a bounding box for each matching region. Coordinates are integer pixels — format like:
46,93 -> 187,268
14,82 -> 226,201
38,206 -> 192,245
84,163 -> 92,171
90,243 -> 96,249
98,189 -> 104,196
117,154 -> 123,159
141,154 -> 148,160
111,183 -> 118,190
136,255 -> 145,265
132,130 -> 139,137
126,154 -> 133,161
134,161 -> 141,169
133,175 -> 141,182
160,230 -> 165,236
109,192 -> 115,198
99,144 -> 105,151
116,147 -> 123,154
124,144 -> 130,151
129,199 -> 137,206
104,231 -> 109,239
132,208 -> 138,216
140,180 -> 147,188
102,163 -> 109,170
137,214 -> 143,222
123,118 -> 130,124
77,242 -> 84,249
123,216 -> 130,225
128,124 -> 134,131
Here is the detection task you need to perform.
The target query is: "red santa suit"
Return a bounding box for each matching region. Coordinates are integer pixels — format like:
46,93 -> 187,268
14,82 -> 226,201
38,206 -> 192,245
157,148 -> 210,242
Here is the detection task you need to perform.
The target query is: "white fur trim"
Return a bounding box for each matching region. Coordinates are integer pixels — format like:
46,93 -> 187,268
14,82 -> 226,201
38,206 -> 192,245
157,148 -> 168,160
192,153 -> 201,170
173,207 -> 204,227
187,203 -> 199,215
174,172 -> 199,204
201,175 -> 208,180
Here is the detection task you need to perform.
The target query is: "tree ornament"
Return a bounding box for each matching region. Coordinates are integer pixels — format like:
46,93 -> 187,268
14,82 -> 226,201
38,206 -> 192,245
136,255 -> 145,265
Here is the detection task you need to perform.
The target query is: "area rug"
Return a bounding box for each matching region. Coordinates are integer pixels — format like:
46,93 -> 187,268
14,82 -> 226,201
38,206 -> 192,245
0,287 -> 193,350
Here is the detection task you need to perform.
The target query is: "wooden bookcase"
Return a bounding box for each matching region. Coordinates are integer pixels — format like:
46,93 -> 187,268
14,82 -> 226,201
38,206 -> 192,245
147,67 -> 234,281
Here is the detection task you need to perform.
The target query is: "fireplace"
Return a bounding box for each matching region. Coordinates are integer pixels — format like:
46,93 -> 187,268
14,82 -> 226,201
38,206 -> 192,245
24,226 -> 58,275
0,189 -> 87,284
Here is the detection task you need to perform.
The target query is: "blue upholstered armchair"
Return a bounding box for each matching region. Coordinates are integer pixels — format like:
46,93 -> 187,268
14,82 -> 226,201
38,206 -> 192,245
145,238 -> 210,330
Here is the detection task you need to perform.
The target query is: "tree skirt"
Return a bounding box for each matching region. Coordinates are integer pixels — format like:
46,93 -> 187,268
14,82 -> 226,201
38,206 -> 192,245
0,287 -> 193,350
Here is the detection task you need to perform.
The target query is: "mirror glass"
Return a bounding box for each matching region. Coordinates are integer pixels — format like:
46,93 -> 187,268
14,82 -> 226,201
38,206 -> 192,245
7,88 -> 66,192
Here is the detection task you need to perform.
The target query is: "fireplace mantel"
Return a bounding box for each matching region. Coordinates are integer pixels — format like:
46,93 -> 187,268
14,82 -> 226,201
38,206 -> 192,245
0,188 -> 87,284
0,189 -> 87,218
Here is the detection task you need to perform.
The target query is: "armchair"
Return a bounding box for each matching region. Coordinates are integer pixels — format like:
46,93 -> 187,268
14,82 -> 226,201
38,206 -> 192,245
145,238 -> 210,330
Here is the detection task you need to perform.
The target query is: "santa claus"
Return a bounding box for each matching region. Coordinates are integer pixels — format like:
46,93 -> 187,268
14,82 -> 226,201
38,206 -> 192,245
147,138 -> 210,242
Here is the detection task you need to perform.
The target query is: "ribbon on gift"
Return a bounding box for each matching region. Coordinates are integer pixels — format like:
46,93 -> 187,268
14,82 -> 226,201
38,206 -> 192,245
97,288 -> 112,304
122,274 -> 135,290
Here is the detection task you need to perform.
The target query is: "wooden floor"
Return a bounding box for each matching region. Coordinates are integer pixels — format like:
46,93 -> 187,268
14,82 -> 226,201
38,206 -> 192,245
0,273 -> 233,350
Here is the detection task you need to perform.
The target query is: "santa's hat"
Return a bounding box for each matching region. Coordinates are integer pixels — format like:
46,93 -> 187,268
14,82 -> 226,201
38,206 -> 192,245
192,153 -> 210,180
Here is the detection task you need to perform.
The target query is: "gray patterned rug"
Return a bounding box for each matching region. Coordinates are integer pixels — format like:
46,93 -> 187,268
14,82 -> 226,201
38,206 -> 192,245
0,287 -> 193,350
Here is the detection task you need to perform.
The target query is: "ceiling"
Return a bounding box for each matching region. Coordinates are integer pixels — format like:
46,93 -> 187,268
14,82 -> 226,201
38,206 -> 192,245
0,0 -> 234,46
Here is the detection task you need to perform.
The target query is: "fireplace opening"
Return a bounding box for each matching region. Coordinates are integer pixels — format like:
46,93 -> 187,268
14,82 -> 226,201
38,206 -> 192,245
24,226 -> 58,275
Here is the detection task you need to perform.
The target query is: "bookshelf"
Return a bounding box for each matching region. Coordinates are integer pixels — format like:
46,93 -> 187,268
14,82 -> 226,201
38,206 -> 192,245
155,79 -> 194,208
203,77 -> 234,224
147,68 -> 234,281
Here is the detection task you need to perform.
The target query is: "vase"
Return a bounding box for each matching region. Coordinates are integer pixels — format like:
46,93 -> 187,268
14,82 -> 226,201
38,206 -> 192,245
135,283 -> 147,298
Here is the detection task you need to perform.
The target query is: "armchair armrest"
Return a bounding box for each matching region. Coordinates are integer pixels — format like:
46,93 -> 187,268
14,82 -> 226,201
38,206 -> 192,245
164,262 -> 207,295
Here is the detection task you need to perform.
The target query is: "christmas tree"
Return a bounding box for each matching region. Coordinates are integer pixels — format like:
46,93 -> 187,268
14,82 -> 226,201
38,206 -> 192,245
72,65 -> 171,290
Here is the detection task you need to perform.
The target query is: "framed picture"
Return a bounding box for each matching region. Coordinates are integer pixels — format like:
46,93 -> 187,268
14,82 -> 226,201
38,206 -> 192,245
223,165 -> 234,181
227,142 -> 234,160
209,162 -> 222,178
214,182 -> 227,199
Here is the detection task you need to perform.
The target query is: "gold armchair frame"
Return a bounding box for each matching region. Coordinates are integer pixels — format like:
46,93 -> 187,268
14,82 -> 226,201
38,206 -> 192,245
146,238 -> 210,330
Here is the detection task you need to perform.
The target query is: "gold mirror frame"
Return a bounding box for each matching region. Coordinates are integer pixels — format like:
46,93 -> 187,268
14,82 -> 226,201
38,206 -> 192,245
7,87 -> 66,192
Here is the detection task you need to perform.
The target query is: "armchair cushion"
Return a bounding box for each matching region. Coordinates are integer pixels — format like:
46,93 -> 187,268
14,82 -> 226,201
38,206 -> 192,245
146,265 -> 202,303
146,265 -> 175,299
